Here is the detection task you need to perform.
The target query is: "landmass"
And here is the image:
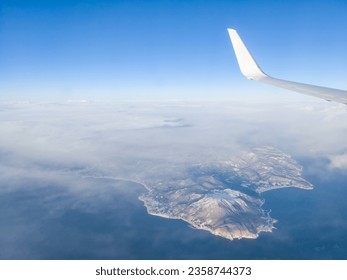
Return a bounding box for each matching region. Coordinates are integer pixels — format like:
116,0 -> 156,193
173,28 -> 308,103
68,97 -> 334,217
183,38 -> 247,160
139,146 -> 313,240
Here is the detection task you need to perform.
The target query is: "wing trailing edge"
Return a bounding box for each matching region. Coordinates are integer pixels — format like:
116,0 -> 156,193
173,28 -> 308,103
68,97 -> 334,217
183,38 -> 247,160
227,28 -> 347,105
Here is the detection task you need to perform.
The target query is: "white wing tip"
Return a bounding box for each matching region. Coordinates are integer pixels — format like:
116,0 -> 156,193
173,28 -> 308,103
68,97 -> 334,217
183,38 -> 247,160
227,28 -> 347,104
227,28 -> 266,80
227,28 -> 237,37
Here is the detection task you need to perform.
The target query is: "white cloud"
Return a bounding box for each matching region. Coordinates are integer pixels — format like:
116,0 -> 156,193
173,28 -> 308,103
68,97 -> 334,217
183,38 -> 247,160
1,98 -> 347,188
329,153 -> 347,170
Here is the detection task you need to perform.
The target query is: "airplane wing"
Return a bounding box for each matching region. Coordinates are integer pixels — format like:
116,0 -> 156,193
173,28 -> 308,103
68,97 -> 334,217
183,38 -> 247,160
227,28 -> 347,105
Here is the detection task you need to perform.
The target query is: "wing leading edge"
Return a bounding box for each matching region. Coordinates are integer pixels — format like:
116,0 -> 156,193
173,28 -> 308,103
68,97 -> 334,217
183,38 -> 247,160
227,28 -> 347,105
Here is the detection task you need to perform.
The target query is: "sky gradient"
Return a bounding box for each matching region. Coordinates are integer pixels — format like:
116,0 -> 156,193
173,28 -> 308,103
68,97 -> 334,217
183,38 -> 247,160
1,0 -> 347,100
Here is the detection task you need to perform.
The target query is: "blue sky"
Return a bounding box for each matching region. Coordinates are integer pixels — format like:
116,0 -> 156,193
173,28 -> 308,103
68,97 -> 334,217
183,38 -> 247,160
1,0 -> 346,100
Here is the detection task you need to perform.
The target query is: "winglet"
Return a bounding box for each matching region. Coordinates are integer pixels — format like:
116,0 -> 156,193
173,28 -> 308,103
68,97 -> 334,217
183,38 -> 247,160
227,29 -> 267,80
227,28 -> 347,104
